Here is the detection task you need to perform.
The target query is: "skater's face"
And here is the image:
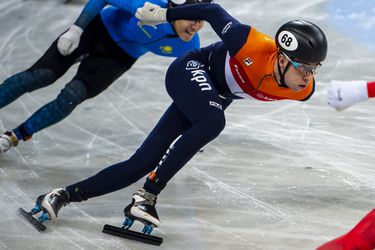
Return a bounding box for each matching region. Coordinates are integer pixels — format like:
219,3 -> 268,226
275,53 -> 318,92
173,20 -> 205,42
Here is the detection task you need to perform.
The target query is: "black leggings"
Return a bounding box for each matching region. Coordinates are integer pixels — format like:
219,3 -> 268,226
1,16 -> 138,139
28,15 -> 137,98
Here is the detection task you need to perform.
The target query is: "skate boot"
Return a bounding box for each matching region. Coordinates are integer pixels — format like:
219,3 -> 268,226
102,188 -> 163,245
18,188 -> 69,232
0,130 -> 18,154
33,188 -> 70,220
123,188 -> 160,234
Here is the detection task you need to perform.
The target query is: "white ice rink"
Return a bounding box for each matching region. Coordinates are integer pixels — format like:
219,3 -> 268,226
0,0 -> 375,249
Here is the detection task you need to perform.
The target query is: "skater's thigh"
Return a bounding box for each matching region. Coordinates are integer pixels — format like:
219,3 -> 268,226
131,103 -> 192,164
28,39 -> 80,78
74,55 -> 136,99
27,16 -> 104,78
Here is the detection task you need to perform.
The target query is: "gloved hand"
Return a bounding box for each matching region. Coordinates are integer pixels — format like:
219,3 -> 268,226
136,2 -> 167,26
327,80 -> 369,111
57,25 -> 83,56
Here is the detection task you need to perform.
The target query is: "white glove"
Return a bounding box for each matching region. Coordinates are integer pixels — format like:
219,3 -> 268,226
327,80 -> 369,111
136,2 -> 167,26
57,25 -> 83,56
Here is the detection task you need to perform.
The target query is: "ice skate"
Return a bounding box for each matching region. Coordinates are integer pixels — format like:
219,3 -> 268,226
18,188 -> 69,232
123,188 -> 160,232
0,130 -> 18,155
102,188 -> 163,245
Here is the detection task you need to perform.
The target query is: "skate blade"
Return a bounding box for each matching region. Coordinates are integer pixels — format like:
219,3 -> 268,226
18,208 -> 47,232
102,224 -> 163,246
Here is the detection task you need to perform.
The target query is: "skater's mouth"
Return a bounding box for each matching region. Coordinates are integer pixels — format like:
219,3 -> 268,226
185,29 -> 194,36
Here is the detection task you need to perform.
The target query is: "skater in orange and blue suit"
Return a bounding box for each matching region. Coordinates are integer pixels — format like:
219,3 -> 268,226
26,1 -> 328,238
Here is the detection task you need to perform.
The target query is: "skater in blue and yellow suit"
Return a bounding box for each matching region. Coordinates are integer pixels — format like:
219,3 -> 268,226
0,0 -> 210,154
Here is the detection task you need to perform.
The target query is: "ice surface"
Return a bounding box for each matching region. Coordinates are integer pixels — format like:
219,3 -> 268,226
0,0 -> 374,249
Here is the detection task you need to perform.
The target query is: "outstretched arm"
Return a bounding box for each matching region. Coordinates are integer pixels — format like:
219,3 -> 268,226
137,2 -> 251,56
327,80 -> 375,111
75,0 -> 152,28
59,0 -> 164,56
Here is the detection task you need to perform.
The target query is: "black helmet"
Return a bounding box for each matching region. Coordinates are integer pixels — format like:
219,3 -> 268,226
169,0 -> 213,7
275,20 -> 328,64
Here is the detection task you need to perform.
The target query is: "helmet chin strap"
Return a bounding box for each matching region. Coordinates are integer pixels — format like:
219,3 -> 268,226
277,59 -> 291,88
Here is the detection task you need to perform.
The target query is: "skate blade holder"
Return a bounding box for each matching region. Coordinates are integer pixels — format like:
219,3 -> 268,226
18,207 -> 47,232
102,224 -> 163,246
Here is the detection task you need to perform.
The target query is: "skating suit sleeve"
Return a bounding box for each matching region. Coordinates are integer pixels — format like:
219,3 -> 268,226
100,6 -> 200,59
167,3 -> 315,101
74,0 -> 168,29
74,0 -> 200,59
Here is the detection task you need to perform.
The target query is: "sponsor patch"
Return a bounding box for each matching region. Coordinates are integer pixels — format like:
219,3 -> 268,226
190,69 -> 212,91
186,60 -> 204,70
222,21 -> 233,34
160,46 -> 173,54
209,101 -> 222,110
243,57 -> 253,66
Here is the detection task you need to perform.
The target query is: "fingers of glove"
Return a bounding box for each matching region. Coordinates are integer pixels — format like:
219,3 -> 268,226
135,9 -> 142,20
144,2 -> 159,10
136,2 -> 164,25
327,86 -> 336,99
68,42 -> 79,55
57,37 -> 72,56
137,2 -> 157,16
57,25 -> 83,56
